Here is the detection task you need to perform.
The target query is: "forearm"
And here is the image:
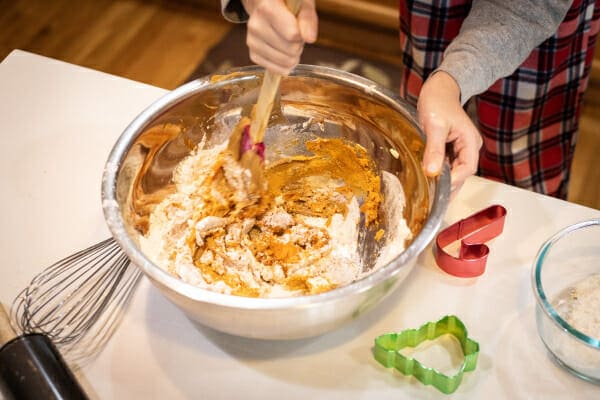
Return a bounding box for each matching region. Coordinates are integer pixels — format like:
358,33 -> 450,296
438,0 -> 572,104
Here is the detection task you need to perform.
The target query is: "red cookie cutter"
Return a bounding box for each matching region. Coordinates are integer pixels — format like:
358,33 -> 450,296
434,205 -> 507,277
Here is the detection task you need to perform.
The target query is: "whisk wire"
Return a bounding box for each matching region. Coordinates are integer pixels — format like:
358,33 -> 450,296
26,239 -> 123,332
66,260 -> 141,362
61,252 -> 130,342
19,240 -> 118,332
11,237 -> 142,364
50,246 -> 127,338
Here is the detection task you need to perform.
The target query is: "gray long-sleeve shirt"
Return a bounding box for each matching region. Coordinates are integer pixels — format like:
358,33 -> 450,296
221,0 -> 572,103
437,0 -> 572,103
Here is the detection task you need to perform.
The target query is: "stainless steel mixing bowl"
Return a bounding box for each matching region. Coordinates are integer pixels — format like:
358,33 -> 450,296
102,65 -> 450,339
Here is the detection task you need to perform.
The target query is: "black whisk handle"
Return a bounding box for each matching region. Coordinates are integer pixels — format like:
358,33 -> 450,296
0,302 -> 88,400
0,333 -> 88,400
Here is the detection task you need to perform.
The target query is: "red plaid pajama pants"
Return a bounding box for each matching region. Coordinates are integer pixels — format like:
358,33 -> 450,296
399,0 -> 600,198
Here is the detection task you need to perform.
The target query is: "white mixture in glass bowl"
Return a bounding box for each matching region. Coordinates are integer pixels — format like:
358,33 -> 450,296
553,273 -> 600,340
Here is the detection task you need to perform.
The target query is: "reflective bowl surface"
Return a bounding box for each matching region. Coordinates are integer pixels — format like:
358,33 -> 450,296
102,65 -> 450,339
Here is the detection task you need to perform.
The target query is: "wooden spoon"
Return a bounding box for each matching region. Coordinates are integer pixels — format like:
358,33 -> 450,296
228,0 -> 304,190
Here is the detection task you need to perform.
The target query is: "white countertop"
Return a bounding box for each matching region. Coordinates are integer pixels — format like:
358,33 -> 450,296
1,50 -> 599,399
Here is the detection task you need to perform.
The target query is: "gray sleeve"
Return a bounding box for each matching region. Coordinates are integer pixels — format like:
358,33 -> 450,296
221,0 -> 249,23
437,0 -> 572,104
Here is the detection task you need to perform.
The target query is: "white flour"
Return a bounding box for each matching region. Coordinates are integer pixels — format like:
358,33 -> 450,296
141,141 -> 412,298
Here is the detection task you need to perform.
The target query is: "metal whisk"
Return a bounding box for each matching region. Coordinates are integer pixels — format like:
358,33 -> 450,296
11,237 -> 141,364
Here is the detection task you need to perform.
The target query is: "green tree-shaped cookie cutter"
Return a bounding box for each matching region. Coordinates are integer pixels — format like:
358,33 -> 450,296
373,315 -> 479,394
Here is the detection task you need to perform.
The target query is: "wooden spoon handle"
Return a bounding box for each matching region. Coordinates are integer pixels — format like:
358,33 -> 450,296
285,0 -> 303,15
249,0 -> 304,143
249,71 -> 281,143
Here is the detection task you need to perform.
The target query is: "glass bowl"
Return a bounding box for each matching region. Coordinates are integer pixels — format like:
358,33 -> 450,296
532,219 -> 600,383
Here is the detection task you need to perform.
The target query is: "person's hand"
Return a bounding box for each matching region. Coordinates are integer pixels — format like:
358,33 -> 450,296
417,71 -> 482,198
242,0 -> 318,75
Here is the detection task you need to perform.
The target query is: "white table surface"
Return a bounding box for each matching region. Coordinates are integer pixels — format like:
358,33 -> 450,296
1,50 -> 599,399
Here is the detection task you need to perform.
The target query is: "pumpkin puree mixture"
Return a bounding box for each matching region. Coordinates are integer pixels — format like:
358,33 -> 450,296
142,131 -> 411,298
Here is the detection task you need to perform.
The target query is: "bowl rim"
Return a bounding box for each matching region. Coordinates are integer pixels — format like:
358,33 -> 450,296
531,218 -> 600,349
101,64 -> 451,309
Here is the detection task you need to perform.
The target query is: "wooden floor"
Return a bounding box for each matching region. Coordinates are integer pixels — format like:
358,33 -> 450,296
1,0 -> 598,210
0,0 -> 231,89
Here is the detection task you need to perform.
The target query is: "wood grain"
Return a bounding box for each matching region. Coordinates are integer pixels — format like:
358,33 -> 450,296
0,0 -> 231,89
317,0 -> 399,30
0,0 -> 598,209
569,107 -> 600,208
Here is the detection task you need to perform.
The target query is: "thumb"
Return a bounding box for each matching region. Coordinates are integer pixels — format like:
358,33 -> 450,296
297,1 -> 318,43
421,113 -> 449,177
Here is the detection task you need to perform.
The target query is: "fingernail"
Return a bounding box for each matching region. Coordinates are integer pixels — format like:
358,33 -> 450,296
426,163 -> 439,175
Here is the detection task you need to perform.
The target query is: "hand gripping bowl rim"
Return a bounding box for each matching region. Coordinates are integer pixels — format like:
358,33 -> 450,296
101,64 -> 451,310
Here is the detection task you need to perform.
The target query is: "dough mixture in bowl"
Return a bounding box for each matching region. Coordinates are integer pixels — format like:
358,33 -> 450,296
142,124 -> 412,298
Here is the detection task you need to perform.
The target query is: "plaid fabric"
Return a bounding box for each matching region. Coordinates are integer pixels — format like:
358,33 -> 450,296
399,0 -> 600,198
